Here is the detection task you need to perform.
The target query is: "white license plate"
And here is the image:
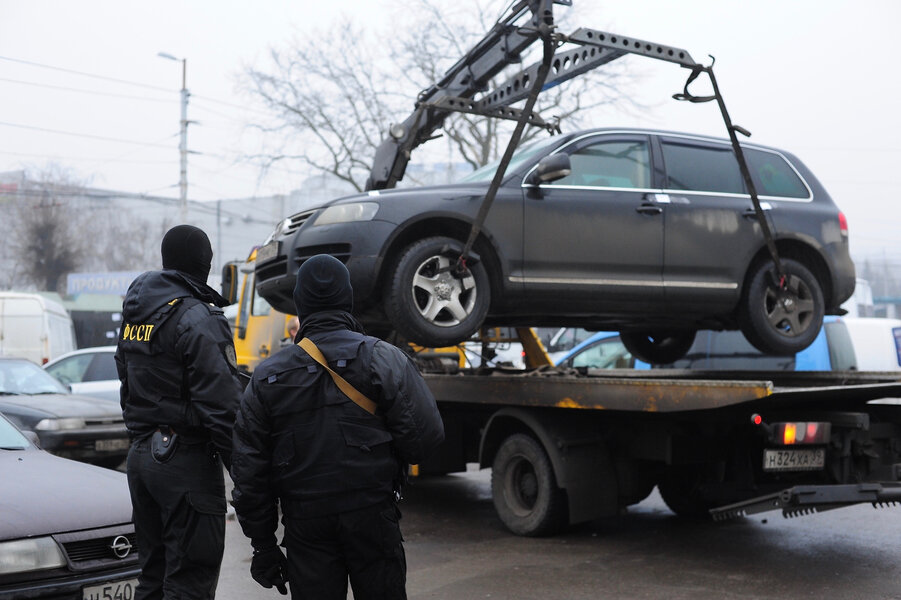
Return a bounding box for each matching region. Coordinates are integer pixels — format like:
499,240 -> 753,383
95,439 -> 130,452
256,240 -> 279,263
83,577 -> 138,600
763,448 -> 825,471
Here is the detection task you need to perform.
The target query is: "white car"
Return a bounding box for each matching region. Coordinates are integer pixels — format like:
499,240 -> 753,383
43,346 -> 120,403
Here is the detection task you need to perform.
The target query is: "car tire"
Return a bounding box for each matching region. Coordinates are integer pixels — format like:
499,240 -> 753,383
385,236 -> 490,347
739,258 -> 824,356
491,433 -> 568,536
620,330 -> 696,365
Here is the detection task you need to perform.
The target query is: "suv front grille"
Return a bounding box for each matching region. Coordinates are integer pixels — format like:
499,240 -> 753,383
283,210 -> 317,236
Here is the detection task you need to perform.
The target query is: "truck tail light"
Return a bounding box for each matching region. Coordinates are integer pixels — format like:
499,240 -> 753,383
838,211 -> 849,237
774,422 -> 830,445
751,414 -> 831,445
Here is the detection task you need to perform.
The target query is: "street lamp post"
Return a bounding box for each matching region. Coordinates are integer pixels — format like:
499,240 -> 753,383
158,52 -> 189,223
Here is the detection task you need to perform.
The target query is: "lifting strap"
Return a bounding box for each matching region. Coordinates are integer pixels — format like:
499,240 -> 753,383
298,337 -> 378,416
457,31 -> 558,273
674,58 -> 786,285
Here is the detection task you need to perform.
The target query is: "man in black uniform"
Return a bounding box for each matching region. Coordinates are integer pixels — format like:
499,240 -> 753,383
231,254 -> 445,600
116,225 -> 242,600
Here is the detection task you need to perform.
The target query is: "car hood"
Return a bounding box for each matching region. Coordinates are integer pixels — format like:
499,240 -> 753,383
324,182 -> 492,209
0,449 -> 132,540
0,393 -> 123,419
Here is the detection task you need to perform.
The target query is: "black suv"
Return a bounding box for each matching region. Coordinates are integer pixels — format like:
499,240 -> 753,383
254,128 -> 855,363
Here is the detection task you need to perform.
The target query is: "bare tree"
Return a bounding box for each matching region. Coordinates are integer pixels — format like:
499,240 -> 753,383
2,167 -> 166,293
242,0 -> 641,191
8,166 -> 91,293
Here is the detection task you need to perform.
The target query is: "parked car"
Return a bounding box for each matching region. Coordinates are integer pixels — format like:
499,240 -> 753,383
0,412 -> 139,598
44,346 -> 120,403
0,357 -> 129,467
0,292 -> 76,365
254,128 -> 855,363
841,318 -> 901,371
556,317 -> 857,372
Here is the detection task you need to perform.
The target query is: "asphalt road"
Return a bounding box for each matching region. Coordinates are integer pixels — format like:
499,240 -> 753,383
215,468 -> 901,600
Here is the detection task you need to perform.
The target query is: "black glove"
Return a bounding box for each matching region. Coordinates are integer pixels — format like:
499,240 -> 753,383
251,546 -> 288,595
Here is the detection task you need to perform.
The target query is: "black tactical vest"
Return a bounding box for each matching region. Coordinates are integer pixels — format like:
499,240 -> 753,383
260,331 -> 399,517
119,296 -> 206,439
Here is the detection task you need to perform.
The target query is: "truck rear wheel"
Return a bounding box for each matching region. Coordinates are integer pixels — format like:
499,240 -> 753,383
657,466 -> 712,519
491,433 -> 567,536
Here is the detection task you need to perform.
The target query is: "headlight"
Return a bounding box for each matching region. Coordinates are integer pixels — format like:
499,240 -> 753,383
314,202 -> 379,226
0,537 -> 66,575
35,418 -> 86,431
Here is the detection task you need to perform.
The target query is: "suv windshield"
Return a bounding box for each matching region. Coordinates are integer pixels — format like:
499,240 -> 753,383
457,135 -> 564,183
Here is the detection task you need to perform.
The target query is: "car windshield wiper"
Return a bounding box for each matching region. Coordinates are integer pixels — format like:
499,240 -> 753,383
23,391 -> 63,395
0,391 -> 23,396
0,446 -> 26,450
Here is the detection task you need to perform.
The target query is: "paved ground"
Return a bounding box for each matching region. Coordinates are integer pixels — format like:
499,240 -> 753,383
217,467 -> 901,600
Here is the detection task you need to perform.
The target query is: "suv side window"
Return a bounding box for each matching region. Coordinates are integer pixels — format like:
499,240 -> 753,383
550,140 -> 650,189
745,148 -> 809,199
661,141 -> 743,194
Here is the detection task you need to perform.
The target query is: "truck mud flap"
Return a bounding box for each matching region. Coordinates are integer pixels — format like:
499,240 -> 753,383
709,483 -> 901,521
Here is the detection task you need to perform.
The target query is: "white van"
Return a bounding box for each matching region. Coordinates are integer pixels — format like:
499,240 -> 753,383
841,317 -> 901,371
0,292 -> 77,365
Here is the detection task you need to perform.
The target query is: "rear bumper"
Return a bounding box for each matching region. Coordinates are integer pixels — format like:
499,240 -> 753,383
710,482 -> 901,521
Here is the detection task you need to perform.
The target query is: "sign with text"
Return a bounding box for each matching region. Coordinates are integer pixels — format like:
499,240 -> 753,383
67,272 -> 142,296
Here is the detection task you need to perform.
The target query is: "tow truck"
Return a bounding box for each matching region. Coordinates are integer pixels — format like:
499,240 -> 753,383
239,1 -> 901,536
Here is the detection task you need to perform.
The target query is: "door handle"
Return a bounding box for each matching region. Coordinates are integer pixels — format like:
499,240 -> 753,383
743,202 -> 773,218
636,204 -> 663,215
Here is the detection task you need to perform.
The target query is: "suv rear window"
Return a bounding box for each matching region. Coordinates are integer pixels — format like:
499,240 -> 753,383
661,141 -> 809,199
745,148 -> 809,199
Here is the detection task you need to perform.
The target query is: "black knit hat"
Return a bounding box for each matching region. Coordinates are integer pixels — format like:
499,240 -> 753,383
160,224 -> 213,282
293,254 -> 353,319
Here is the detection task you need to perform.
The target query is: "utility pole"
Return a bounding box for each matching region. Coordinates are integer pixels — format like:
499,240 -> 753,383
158,52 -> 189,223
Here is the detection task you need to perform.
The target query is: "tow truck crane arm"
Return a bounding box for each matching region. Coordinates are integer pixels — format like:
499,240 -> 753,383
365,1 -> 565,191
366,0 -> 786,286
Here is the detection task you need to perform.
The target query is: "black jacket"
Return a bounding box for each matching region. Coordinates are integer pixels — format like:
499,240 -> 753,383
115,270 -> 241,465
231,311 -> 444,549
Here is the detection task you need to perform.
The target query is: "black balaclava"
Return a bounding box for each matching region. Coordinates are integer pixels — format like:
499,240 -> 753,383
293,254 -> 353,320
161,224 -> 213,283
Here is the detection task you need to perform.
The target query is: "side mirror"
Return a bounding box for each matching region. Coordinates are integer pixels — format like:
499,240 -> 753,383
221,262 -> 239,305
526,153 -> 571,185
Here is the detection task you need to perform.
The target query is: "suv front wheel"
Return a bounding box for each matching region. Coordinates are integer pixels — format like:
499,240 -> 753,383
385,236 -> 490,347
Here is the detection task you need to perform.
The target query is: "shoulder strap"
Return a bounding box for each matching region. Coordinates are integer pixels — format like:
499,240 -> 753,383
298,337 -> 378,416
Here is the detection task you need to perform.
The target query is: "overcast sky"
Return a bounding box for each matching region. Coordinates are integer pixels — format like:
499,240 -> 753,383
1,0 -> 899,266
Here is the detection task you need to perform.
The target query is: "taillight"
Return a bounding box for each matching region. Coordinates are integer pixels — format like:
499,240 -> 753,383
751,414 -> 831,445
774,422 -> 830,445
838,211 -> 849,237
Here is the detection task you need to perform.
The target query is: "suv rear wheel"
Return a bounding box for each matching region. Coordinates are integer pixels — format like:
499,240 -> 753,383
739,258 -> 824,356
385,236 -> 490,347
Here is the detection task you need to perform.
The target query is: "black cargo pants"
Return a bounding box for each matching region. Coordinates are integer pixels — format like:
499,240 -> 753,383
126,438 -> 226,600
283,500 -> 407,600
